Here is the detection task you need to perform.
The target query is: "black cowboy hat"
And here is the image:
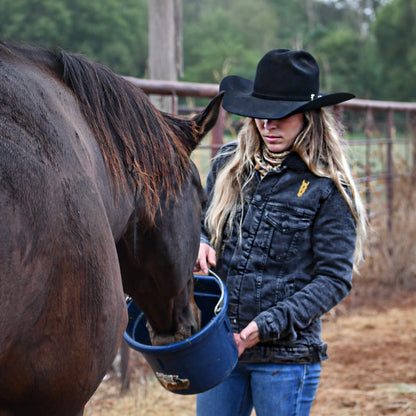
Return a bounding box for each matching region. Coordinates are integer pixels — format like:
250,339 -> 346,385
220,49 -> 354,120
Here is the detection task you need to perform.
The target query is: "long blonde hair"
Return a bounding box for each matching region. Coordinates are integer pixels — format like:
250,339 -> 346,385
205,109 -> 367,267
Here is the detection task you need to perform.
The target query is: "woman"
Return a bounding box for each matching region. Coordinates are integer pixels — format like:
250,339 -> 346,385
194,49 -> 366,416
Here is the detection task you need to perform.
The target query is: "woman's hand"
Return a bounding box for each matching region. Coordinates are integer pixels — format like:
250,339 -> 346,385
233,321 -> 260,357
193,242 -> 216,275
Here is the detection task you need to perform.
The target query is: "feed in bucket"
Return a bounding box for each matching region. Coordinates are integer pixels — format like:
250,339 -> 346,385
124,271 -> 238,395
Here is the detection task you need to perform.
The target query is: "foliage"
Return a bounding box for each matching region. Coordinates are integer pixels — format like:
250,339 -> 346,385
181,0 -> 390,100
182,0 -> 278,83
0,0 -> 414,101
373,0 -> 416,101
313,27 -> 381,98
0,0 -> 148,76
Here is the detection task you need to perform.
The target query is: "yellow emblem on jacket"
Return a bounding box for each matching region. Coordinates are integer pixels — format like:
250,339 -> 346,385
297,179 -> 310,197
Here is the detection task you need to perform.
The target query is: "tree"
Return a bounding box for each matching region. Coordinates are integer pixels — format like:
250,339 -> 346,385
182,0 -> 278,83
1,0 -> 412,101
313,27 -> 381,98
148,0 -> 182,111
0,0 -> 71,46
373,0 -> 416,101
0,0 -> 148,77
181,0 -> 386,99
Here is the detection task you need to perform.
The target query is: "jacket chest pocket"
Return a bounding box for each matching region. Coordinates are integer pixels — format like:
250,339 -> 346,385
264,209 -> 312,261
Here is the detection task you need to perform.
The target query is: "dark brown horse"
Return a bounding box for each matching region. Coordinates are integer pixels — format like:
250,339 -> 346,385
0,41 -> 222,416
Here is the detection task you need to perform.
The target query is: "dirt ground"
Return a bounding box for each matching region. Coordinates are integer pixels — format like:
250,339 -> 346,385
84,282 -> 416,416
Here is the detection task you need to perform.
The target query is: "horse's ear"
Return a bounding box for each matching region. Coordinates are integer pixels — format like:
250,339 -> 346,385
192,91 -> 224,144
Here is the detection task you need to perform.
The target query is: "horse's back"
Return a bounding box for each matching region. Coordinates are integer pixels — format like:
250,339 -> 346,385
0,44 -> 126,415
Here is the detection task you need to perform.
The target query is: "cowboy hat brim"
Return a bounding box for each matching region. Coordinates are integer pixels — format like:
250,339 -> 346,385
220,75 -> 355,119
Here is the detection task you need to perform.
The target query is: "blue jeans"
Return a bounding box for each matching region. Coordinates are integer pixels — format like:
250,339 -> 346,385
196,362 -> 321,416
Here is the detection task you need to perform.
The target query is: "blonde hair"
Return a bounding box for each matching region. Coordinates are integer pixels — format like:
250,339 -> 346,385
205,109 -> 367,267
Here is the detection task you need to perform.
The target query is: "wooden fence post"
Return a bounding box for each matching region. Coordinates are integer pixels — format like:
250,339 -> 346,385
364,107 -> 373,219
409,111 -> 416,184
211,107 -> 225,159
386,108 -> 394,237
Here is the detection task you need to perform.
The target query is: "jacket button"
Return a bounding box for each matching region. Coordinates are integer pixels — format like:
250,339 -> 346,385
254,194 -> 262,202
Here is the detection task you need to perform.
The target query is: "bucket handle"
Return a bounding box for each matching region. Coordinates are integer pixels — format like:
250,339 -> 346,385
208,269 -> 225,315
126,270 -> 225,316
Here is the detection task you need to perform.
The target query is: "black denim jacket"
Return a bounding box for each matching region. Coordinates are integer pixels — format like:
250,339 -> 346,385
201,142 -> 357,363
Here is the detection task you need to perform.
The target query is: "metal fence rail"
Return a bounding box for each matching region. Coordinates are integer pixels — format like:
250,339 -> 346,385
126,77 -> 416,233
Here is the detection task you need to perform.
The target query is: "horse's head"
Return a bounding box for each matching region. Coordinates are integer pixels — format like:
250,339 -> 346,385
57,49 -> 223,345
118,93 -> 223,345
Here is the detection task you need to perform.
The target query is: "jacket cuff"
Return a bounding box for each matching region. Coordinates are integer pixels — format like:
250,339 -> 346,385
254,312 -> 280,342
200,233 -> 212,246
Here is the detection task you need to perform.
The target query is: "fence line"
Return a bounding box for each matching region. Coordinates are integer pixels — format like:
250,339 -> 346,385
126,77 -> 416,234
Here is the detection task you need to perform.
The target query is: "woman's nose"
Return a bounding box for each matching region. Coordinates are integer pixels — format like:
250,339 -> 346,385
264,119 -> 278,129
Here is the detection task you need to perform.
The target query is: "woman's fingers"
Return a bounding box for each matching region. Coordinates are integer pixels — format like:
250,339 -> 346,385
194,243 -> 216,274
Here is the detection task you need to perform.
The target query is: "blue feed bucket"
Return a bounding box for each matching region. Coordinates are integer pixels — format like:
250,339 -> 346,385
123,271 -> 238,395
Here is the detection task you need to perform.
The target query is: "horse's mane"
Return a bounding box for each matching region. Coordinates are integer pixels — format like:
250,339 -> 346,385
59,50 -> 194,220
0,41 -> 193,222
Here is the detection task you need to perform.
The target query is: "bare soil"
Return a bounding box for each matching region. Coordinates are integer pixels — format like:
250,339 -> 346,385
85,281 -> 416,415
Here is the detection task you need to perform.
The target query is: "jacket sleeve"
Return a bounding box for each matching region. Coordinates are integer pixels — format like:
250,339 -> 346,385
254,185 -> 357,342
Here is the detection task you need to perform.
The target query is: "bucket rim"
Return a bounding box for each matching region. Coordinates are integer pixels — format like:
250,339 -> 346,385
124,273 -> 229,354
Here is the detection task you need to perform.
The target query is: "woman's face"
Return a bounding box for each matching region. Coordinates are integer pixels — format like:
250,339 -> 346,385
254,113 -> 304,153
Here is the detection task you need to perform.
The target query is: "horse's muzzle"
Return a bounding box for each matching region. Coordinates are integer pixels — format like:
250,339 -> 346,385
147,300 -> 201,346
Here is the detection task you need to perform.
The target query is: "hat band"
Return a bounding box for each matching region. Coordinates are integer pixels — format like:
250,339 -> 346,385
252,91 -> 320,101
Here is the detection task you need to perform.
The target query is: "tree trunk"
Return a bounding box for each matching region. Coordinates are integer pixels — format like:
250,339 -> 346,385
148,0 -> 182,112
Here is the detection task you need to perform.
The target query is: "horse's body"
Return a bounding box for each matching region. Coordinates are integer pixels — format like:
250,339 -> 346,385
0,42 -> 222,416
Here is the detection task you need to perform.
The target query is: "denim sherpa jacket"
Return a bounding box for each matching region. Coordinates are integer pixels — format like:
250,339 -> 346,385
201,142 -> 357,363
